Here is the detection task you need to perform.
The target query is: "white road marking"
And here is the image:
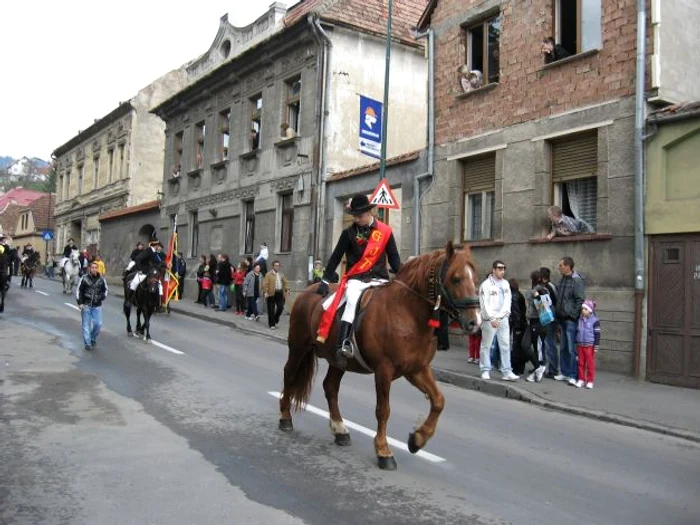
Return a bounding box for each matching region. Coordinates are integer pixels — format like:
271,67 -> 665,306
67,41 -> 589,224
35,290 -> 49,296
61,303 -> 185,356
151,340 -> 186,355
267,391 -> 446,464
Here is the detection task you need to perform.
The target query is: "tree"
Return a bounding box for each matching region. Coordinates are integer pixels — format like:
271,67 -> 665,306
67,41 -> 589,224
43,165 -> 56,193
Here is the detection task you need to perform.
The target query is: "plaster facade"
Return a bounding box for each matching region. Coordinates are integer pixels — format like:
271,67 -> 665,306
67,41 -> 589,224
52,68 -> 188,256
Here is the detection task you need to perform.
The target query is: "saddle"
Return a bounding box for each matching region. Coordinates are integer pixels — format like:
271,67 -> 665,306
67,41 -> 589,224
332,285 -> 386,371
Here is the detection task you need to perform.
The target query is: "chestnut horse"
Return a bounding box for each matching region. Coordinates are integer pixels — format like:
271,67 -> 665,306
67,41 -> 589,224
279,242 -> 481,470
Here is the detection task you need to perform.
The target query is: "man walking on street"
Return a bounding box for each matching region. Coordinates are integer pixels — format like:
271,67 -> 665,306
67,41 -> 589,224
478,260 -> 519,381
76,261 -> 108,351
263,260 -> 289,330
554,257 -> 585,384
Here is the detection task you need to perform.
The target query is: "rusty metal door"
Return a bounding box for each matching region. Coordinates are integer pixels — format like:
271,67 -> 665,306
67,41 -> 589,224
648,234 -> 700,389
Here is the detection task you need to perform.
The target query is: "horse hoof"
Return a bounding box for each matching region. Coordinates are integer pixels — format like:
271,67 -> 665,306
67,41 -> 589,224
279,419 -> 294,432
377,456 -> 397,470
334,433 -> 352,446
407,432 -> 421,454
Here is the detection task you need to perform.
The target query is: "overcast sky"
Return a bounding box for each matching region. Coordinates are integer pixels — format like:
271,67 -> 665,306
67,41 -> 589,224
0,0 -> 300,161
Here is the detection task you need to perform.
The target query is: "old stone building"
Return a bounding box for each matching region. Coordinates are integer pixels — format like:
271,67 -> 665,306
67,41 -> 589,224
152,0 -> 428,291
416,0 -> 700,374
52,67 -> 188,272
10,193 -> 56,263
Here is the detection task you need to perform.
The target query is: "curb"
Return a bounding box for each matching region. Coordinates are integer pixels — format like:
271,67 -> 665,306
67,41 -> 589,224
111,286 -> 700,446
434,368 -> 700,444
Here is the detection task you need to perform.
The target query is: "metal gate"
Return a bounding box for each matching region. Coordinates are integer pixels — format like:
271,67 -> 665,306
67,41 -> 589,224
648,234 -> 700,389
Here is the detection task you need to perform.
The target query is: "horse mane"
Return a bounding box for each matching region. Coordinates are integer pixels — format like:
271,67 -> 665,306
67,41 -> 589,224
395,249 -> 447,294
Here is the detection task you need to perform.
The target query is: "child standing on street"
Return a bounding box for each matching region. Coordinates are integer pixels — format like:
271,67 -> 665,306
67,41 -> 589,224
200,271 -> 214,307
574,299 -> 601,389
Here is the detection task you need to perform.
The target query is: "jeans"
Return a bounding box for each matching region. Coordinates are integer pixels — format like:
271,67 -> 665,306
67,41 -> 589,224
246,296 -> 259,317
559,320 -> 578,379
81,306 -> 102,347
480,318 -> 512,374
218,284 -> 229,311
544,321 -> 559,375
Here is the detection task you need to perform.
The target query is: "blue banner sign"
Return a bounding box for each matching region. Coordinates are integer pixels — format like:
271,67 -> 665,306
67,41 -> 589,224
359,95 -> 382,159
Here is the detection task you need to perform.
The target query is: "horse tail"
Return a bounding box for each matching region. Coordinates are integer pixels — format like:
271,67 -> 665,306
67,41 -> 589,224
286,348 -> 316,412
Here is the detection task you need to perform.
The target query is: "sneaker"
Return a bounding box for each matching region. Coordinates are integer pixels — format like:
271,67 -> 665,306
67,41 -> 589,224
91,340 -> 96,348
270,325 -> 276,330
480,371 -> 490,380
526,372 -> 536,383
245,316 -> 253,320
586,382 -> 594,389
553,374 -> 567,381
84,345 -> 93,351
254,315 -> 260,321
535,365 -> 546,383
568,378 -> 578,386
502,371 -> 520,381
575,380 -> 584,388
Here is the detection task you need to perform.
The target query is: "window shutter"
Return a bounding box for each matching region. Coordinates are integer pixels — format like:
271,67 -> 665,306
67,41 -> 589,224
463,154 -> 496,192
552,131 -> 598,182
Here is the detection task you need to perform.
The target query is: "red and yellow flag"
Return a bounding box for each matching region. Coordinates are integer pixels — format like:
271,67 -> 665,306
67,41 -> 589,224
163,217 -> 180,307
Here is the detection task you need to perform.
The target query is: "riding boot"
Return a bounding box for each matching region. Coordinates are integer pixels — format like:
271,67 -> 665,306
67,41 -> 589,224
334,321 -> 353,368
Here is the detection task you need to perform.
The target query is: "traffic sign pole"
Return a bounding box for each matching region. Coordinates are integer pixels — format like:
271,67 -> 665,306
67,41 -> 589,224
379,0 -> 393,182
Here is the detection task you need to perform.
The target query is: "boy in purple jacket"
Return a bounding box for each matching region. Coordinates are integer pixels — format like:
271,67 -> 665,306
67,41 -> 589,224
573,299 -> 601,389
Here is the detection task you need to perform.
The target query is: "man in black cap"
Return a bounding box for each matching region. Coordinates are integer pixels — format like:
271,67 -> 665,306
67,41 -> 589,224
126,241 -> 165,296
316,194 -> 401,367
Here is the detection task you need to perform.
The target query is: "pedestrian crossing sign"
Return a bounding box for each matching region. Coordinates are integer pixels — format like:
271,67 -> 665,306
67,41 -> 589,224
369,179 -> 400,209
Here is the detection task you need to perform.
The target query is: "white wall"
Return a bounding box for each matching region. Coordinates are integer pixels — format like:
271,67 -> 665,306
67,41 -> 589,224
651,0 -> 700,103
326,28 -> 427,173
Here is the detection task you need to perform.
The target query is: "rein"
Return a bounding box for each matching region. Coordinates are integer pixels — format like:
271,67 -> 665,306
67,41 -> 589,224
394,259 -> 479,329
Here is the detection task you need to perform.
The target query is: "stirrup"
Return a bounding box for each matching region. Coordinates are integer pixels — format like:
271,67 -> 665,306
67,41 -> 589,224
340,338 -> 355,358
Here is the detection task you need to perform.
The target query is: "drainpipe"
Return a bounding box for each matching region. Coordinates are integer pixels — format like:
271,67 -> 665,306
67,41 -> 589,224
412,28 -> 435,255
633,0 -> 646,379
308,15 -> 332,267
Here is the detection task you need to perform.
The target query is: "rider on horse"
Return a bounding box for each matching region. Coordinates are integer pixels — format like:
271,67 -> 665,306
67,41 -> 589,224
316,194 -> 401,367
60,238 -> 79,270
125,240 -> 165,296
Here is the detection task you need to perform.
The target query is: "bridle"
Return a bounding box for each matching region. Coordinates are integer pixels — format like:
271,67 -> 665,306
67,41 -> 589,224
395,255 -> 480,331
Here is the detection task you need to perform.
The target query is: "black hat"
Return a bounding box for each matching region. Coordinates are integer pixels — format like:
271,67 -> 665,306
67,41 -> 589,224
346,194 -> 376,216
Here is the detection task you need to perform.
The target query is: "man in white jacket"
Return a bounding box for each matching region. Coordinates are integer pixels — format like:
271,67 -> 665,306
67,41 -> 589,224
479,260 -> 520,381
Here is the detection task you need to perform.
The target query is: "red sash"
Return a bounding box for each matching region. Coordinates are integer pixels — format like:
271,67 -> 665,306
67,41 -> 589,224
316,220 -> 392,342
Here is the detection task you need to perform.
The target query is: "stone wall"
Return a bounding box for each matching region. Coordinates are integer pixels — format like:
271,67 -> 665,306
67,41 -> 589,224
99,207 -> 161,278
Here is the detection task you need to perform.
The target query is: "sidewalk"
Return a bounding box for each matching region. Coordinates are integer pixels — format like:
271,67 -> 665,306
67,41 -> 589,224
106,282 -> 700,444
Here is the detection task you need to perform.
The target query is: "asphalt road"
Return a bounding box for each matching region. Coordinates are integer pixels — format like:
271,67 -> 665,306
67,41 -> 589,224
1,277 -> 699,525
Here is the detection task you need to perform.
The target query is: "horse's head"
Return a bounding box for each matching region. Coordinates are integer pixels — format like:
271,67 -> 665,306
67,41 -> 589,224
438,242 -> 481,334
69,249 -> 80,263
144,269 -> 161,295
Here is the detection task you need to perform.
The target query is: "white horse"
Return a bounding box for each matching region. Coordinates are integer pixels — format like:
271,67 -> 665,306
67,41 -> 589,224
62,249 -> 81,295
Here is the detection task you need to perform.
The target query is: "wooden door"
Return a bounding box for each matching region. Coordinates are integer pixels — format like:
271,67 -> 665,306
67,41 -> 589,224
648,234 -> 700,389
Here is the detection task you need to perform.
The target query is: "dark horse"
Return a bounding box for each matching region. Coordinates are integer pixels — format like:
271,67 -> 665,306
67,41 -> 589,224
279,242 -> 481,470
123,268 -> 161,342
20,253 -> 40,288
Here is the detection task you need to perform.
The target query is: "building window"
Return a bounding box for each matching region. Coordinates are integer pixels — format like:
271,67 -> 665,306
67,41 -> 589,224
280,193 -> 294,252
462,154 -> 496,241
92,156 -> 100,191
464,13 -> 501,86
77,164 -> 84,195
555,0 -> 602,56
58,175 -> 64,202
174,131 -> 183,174
286,77 -> 301,134
249,94 -> 262,151
118,144 -> 125,179
108,149 -> 114,183
376,208 -> 390,224
189,211 -> 199,258
219,110 -> 230,161
551,130 -> 598,231
195,121 -> 205,168
244,200 -> 255,254
64,171 -> 71,200
20,214 -> 28,230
